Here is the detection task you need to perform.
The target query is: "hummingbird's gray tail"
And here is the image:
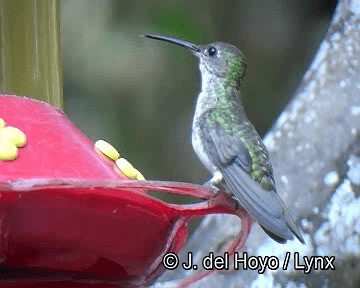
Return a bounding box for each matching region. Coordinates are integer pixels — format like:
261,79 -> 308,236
221,163 -> 305,244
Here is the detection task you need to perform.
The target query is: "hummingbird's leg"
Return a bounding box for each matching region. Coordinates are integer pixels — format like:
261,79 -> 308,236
203,171 -> 223,193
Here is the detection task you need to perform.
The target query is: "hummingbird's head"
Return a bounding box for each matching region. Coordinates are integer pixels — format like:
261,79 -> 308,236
197,42 -> 247,88
145,34 -> 247,88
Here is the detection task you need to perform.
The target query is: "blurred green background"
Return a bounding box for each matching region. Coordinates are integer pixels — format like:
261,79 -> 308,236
61,0 -> 336,185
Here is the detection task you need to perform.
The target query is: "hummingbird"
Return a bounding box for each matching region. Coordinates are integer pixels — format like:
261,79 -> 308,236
145,34 -> 305,244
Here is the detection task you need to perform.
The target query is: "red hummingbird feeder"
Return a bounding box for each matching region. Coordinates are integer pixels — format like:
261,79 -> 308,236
0,95 -> 252,287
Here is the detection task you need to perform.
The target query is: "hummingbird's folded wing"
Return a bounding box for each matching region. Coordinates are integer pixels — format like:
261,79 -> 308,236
201,122 -> 304,244
222,162 -> 303,242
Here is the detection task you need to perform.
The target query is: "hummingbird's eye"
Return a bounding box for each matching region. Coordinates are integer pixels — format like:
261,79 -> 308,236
208,47 -> 217,56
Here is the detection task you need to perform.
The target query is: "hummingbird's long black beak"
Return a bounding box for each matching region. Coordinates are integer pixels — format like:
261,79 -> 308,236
145,34 -> 201,53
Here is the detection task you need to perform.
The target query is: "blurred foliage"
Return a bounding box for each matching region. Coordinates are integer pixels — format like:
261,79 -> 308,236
0,0 -> 62,107
61,0 -> 336,185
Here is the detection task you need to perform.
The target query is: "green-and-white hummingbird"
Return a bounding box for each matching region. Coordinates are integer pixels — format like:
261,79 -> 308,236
145,34 -> 305,244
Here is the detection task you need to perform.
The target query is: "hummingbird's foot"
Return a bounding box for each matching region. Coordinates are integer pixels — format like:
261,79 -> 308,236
203,181 -> 220,194
203,171 -> 223,194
